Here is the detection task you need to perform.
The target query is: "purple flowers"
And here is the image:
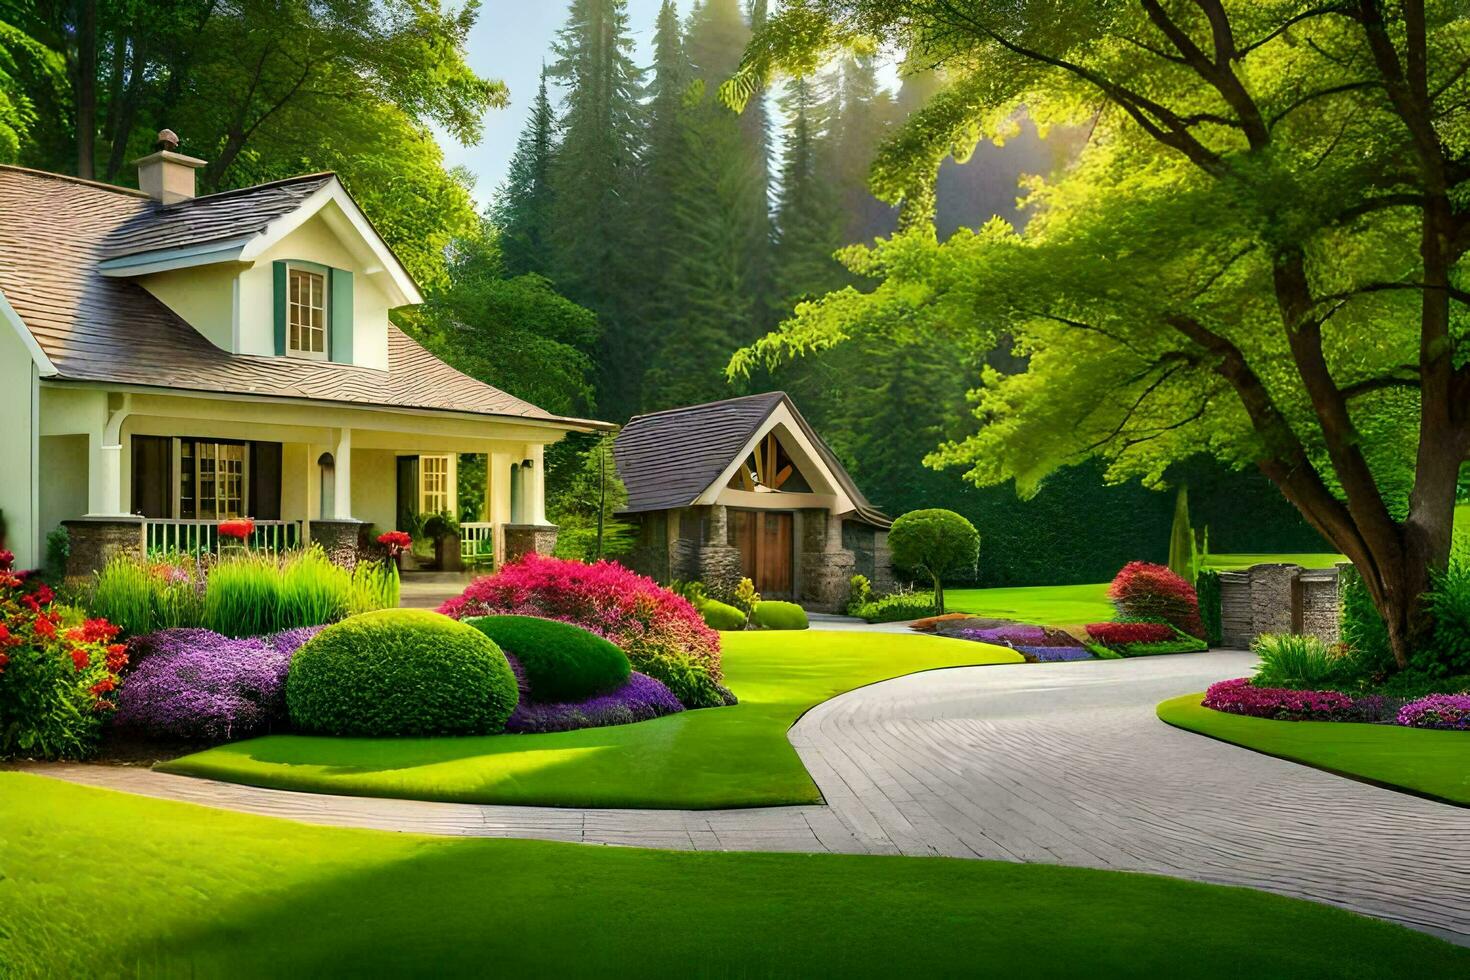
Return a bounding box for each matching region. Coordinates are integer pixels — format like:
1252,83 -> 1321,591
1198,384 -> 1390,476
1397,694 -> 1470,731
504,653 -> 683,734
1203,678 -> 1397,723
1013,645 -> 1093,663
111,626 -> 321,741
958,625 -> 1080,647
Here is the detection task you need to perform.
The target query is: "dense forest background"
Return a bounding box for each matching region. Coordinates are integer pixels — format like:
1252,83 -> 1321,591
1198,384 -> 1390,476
0,0 -> 1327,584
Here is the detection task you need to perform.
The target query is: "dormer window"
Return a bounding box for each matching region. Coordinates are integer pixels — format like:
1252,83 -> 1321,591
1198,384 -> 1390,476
287,265 -> 328,359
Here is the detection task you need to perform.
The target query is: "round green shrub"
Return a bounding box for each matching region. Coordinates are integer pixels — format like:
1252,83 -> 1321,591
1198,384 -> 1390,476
699,599 -> 747,631
465,615 -> 630,702
750,600 -> 809,630
286,609 -> 518,736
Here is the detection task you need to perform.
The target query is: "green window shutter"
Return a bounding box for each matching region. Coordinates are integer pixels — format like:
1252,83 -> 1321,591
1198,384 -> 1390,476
272,260 -> 287,355
329,267 -> 353,364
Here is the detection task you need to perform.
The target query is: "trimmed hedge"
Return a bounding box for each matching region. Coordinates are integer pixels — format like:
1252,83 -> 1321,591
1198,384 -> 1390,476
286,609 -> 517,736
465,615 -> 629,702
699,599 -> 747,631
750,601 -> 808,631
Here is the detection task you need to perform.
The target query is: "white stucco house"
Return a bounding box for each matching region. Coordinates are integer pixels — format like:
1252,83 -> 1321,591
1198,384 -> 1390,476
0,132 -> 603,574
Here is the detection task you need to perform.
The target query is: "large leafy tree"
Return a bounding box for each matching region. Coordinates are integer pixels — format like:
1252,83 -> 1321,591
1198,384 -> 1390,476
725,1 -> 1470,667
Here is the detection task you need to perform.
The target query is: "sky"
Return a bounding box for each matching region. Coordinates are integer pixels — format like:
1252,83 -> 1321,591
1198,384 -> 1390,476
435,0 -> 686,208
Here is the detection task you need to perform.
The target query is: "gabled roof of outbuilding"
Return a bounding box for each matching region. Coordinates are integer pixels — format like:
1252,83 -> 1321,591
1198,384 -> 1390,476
0,165 -> 607,430
613,391 -> 890,526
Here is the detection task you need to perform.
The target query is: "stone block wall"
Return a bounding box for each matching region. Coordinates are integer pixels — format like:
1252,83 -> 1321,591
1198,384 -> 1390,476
63,517 -> 143,581
308,518 -> 363,570
1218,563 -> 1341,648
503,524 -> 558,565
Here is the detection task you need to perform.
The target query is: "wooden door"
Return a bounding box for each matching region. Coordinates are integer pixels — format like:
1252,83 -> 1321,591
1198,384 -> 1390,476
728,510 -> 793,598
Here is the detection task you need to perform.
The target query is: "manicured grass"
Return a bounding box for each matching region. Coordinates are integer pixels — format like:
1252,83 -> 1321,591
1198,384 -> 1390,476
945,582 -> 1114,625
160,631 -> 1022,809
6,773 -> 1464,978
1204,552 -> 1344,570
1158,694 -> 1470,805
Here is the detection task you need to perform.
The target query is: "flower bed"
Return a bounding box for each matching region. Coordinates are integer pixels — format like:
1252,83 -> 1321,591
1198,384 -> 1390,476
1108,562 -> 1205,639
1203,678 -> 1392,723
958,624 -> 1078,647
503,656 -> 683,734
111,626 -> 321,741
440,556 -> 730,709
1397,694 -> 1470,731
1013,644 -> 1093,663
1085,622 -> 1175,646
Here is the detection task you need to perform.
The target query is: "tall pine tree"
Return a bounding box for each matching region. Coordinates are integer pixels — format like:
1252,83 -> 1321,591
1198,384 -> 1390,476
772,74 -> 844,306
489,68 -> 556,277
547,0 -> 645,420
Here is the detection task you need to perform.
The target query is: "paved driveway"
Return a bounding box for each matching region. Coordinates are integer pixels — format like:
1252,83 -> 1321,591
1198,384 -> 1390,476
31,648 -> 1470,943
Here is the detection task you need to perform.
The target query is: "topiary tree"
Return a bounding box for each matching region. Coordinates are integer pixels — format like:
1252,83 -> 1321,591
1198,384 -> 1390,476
465,615 -> 630,702
887,509 -> 980,615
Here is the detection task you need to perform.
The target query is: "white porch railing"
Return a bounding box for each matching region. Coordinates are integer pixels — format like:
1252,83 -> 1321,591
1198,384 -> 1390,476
459,522 -> 495,567
144,519 -> 303,556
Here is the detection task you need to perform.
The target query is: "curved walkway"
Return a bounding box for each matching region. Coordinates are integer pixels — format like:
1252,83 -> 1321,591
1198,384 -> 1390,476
27,649 -> 1470,944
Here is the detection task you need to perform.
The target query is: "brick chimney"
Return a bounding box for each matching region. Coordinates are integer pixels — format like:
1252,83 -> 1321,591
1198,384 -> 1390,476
134,129 -> 206,204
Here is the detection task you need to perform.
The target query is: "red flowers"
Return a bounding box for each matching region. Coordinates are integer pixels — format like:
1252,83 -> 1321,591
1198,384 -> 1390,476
377,530 -> 413,557
67,618 -> 121,645
106,643 -> 129,672
71,648 -> 91,671
1107,561 -> 1205,639
218,518 -> 256,541
0,549 -> 12,570
1085,622 -> 1176,646
0,652 -> 8,673
89,677 -> 116,695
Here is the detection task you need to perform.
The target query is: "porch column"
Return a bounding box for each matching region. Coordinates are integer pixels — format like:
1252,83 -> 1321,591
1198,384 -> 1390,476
488,450 -> 513,566
525,444 -> 547,525
86,394 -> 130,517
332,427 -> 353,520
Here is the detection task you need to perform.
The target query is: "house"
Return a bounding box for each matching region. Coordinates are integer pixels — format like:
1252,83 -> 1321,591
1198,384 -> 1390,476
613,392 -> 894,612
0,132 -> 605,575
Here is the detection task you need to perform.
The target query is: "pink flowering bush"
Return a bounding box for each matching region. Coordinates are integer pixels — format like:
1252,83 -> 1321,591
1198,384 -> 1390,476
1202,677 -> 1376,722
1396,694 -> 1470,731
439,555 -> 731,709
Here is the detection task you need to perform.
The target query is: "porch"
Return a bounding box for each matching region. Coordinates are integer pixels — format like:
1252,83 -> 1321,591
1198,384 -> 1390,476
42,385 -> 567,577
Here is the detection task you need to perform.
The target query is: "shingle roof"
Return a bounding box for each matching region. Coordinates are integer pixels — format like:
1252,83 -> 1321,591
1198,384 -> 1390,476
100,173 -> 334,260
0,166 -> 603,428
613,391 -> 890,526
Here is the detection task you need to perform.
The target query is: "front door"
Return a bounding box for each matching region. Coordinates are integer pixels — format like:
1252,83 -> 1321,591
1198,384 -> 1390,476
730,509 -> 793,599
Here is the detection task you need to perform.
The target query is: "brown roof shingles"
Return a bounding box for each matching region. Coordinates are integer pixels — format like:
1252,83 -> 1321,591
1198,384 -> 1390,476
0,166 -> 593,426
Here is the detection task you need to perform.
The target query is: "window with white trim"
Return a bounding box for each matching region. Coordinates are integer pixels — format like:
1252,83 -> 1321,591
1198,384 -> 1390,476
420,455 -> 450,514
287,266 -> 328,359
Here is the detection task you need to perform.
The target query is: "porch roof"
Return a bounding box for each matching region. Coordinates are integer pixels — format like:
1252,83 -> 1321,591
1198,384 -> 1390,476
0,166 -> 608,432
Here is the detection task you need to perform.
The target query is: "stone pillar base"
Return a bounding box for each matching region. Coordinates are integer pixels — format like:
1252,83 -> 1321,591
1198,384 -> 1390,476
308,518 -> 364,569
63,517 -> 144,581
503,524 -> 557,565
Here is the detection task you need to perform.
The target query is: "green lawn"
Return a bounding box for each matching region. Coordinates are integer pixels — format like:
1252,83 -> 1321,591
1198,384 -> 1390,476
160,631 -> 1022,809
1158,694 -> 1470,805
1204,552 -> 1344,570
945,582 -> 1114,625
5,773 -> 1463,978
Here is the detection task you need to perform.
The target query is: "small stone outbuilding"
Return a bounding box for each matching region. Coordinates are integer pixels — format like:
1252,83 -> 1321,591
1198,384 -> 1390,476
613,392 -> 893,612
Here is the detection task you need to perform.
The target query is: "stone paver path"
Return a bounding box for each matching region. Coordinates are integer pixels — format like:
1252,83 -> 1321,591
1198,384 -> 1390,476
27,648 -> 1470,943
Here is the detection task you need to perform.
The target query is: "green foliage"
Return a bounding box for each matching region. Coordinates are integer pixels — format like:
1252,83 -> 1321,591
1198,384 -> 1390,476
887,509 -> 979,614
1114,636 -> 1208,657
854,589 -> 936,624
1251,634 -> 1349,690
846,573 -> 872,615
287,610 -> 518,736
43,526 -> 68,581
1338,566 -> 1394,677
489,69 -> 557,278
349,561 -> 400,617
549,434 -> 634,561
1195,570 -> 1223,648
633,650 -> 730,710
1420,561 -> 1470,678
90,553 -> 205,638
750,600 -> 808,630
699,599 -> 748,631
466,615 -> 630,703
1167,487 -> 1202,583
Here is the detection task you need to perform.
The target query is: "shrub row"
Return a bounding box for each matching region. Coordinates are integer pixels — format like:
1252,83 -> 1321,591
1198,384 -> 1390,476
467,615 -> 629,703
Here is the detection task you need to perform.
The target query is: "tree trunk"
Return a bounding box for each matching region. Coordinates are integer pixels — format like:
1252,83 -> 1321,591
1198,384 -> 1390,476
74,0 -> 98,178
932,574 -> 945,616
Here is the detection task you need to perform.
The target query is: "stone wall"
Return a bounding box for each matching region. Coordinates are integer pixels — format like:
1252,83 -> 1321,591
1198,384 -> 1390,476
503,524 -> 558,565
1218,563 -> 1340,648
63,517 -> 144,581
694,506 -> 743,596
308,518 -> 363,570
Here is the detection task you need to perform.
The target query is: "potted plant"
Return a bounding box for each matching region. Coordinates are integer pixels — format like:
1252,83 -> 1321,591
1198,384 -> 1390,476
421,511 -> 461,572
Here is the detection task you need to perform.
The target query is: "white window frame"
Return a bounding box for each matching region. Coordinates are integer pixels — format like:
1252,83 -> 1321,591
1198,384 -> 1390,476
286,263 -> 329,361
420,455 -> 451,515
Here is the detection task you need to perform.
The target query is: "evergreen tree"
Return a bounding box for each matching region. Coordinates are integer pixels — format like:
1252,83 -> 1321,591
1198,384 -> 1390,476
772,74 -> 844,305
489,68 -> 557,278
547,0 -> 644,419
830,54 -> 897,242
